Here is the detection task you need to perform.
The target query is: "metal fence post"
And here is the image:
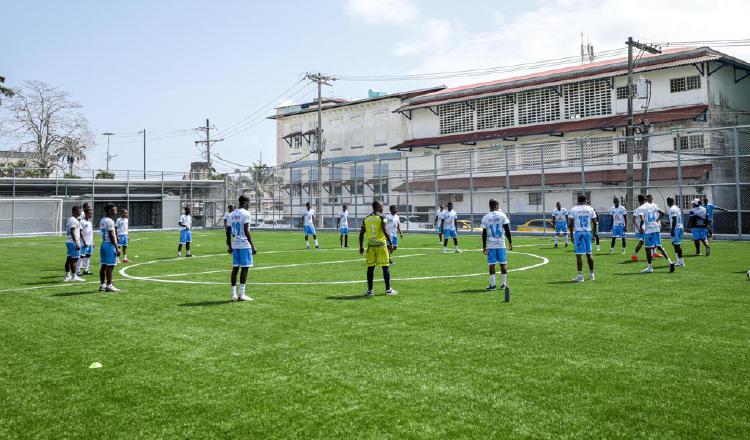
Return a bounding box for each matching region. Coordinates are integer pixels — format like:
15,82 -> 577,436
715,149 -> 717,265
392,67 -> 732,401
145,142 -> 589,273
354,163 -> 359,224
126,170 -> 131,218
289,167 -> 293,228
541,144 -> 546,234
676,133 -> 683,210
378,158 -> 383,201
433,153 -> 439,209
11,171 -> 15,236
469,150 -> 475,227
331,162 -> 335,226
405,156 -> 410,231
580,139 -> 586,195
734,127 -> 742,237
505,146 -> 511,215
92,170 -> 96,209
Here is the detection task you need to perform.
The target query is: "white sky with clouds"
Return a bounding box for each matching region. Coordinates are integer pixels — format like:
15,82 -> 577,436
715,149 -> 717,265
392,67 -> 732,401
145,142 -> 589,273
1,0 -> 748,172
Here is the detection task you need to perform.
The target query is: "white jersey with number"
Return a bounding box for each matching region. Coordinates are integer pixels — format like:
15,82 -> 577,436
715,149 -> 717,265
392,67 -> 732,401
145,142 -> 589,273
303,209 -> 315,226
633,204 -> 646,229
551,209 -> 568,223
435,209 -> 444,223
669,206 -> 683,229
100,217 -> 116,243
223,211 -> 232,222
179,214 -> 191,230
642,202 -> 662,234
610,206 -> 627,226
338,210 -> 349,228
66,216 -> 80,244
569,205 -> 597,232
229,208 -> 252,249
442,210 -> 458,230
481,210 -> 510,249
80,218 -> 94,245
115,217 -> 129,236
386,213 -> 400,236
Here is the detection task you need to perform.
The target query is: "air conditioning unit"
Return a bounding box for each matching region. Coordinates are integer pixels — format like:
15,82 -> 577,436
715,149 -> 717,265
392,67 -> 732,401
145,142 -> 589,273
636,77 -> 649,99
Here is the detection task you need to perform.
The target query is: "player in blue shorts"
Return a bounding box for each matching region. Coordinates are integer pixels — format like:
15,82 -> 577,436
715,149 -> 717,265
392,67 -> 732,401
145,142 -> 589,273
482,199 -> 512,291
77,206 -> 95,276
667,197 -> 686,267
702,195 -> 727,244
639,194 -> 675,273
609,198 -> 627,254
302,202 -> 319,249
551,202 -> 569,248
178,206 -> 192,258
568,194 -> 597,282
386,205 -> 403,265
99,204 -> 121,292
440,202 -> 461,253
115,209 -> 129,263
434,204 -> 445,243
64,205 -> 85,282
689,199 -> 710,256
227,195 -> 257,302
337,204 -> 350,248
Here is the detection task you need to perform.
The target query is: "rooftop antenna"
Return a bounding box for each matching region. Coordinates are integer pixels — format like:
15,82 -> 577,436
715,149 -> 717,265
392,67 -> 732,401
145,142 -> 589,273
580,32 -> 595,63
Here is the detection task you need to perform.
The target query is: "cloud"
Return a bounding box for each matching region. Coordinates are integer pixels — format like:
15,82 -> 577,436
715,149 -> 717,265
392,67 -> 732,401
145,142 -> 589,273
344,0 -> 419,25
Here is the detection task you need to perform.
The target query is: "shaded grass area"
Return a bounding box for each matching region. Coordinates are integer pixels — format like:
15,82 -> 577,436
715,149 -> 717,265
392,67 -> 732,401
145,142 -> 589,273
0,230 -> 749,439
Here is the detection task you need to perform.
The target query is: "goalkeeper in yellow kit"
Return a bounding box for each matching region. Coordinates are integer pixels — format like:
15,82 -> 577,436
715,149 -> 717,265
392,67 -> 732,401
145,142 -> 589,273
359,200 -> 398,297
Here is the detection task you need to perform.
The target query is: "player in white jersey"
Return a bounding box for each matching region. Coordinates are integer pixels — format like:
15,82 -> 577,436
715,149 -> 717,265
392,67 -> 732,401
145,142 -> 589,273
223,204 -> 235,243
609,197 -> 628,254
631,194 -> 646,261
568,194 -> 597,282
551,202 -> 569,248
99,203 -> 121,292
337,204 -> 350,248
77,206 -> 95,276
481,199 -> 513,291
440,202 -> 461,253
115,209 -> 130,263
666,197 -> 685,267
434,204 -> 445,243
302,202 -> 319,249
688,199 -> 710,256
386,205 -> 403,264
177,206 -> 192,258
638,194 -> 675,273
227,195 -> 257,302
64,205 -> 85,282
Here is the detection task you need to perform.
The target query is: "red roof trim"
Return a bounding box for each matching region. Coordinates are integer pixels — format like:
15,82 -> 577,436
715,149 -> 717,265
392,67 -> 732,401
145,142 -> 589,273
391,105 -> 708,150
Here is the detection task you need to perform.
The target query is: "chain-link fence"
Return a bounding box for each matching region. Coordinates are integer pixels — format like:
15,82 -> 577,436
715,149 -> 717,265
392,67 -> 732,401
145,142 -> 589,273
1,125 -> 748,238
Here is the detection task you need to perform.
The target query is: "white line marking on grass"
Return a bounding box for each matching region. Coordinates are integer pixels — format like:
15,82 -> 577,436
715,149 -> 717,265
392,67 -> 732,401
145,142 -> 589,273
118,252 -> 548,286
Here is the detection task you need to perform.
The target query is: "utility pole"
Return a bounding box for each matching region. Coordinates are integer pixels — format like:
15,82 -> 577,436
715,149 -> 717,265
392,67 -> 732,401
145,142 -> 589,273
102,132 -> 116,174
625,37 -> 661,210
141,129 -> 146,179
195,119 -> 223,179
304,72 -> 336,228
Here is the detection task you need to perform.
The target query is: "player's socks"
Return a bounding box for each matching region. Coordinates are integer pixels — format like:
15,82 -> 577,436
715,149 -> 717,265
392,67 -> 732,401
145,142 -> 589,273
489,274 -> 496,287
706,246 -> 711,256
454,245 -> 460,253
64,272 -> 72,282
231,285 -> 237,301
501,274 -> 507,286
443,247 -> 448,253
621,247 -> 626,254
314,239 -> 319,248
554,236 -> 559,246
596,245 -> 600,251
306,241 -> 310,249
186,251 -> 191,257
99,283 -> 106,291
177,251 -> 182,258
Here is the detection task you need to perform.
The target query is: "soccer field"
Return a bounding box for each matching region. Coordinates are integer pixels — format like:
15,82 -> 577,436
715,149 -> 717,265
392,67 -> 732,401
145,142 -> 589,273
1,229 -> 749,439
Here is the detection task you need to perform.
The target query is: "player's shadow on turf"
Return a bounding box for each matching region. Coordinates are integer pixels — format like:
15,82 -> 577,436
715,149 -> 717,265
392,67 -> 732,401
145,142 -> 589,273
453,289 -> 493,294
50,290 -> 94,297
326,294 -> 376,300
545,280 -> 579,285
179,300 -> 232,307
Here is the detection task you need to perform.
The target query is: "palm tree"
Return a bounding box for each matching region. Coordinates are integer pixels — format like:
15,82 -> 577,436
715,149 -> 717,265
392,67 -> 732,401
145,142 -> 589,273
58,137 -> 87,176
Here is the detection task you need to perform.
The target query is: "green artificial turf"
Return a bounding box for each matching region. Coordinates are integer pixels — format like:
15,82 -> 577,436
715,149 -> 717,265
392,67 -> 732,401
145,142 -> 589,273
0,229 -> 748,439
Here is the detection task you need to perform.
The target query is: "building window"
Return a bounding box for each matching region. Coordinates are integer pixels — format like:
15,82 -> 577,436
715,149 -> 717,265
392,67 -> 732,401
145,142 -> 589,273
439,101 -> 474,134
518,88 -> 560,125
617,139 -> 646,155
670,75 -> 701,93
520,142 -> 561,170
616,84 -> 636,100
476,95 -> 515,130
528,192 -> 542,206
567,138 -> 614,167
292,134 -> 302,148
676,194 -> 700,210
563,80 -> 612,119
673,134 -> 705,150
440,151 -> 472,175
438,193 -> 463,204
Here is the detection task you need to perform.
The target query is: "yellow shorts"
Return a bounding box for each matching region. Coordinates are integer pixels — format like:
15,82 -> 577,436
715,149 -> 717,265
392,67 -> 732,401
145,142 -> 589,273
366,246 -> 390,267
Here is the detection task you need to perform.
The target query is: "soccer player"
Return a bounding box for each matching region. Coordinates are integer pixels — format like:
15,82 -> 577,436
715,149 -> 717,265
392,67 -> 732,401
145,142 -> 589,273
78,201 -> 90,221
359,200 -> 398,297
177,206 -> 192,258
551,202 -> 568,248
667,197 -> 686,267
434,204 -> 445,243
64,205 -> 85,282
609,198 -> 627,254
568,194 -> 597,282
703,195 -> 727,244
227,195 -> 256,302
639,194 -> 675,273
630,194 -> 647,261
386,205 -> 403,264
591,206 -> 601,252
481,199 -> 512,291
337,204 -> 350,248
77,207 -> 95,276
440,202 -> 461,253
115,209 -> 129,263
223,204 -> 235,247
99,204 -> 121,292
303,202 -> 319,249
689,199 -> 710,256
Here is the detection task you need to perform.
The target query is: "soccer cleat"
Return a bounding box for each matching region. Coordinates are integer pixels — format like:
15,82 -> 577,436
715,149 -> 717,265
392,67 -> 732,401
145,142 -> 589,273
83,270 -> 91,275
63,275 -> 72,282
596,245 -> 601,251
385,289 -> 399,295
621,248 -> 626,254
454,249 -> 462,253
677,260 -> 686,267
572,275 -> 584,283
641,267 -> 654,273
486,285 -> 497,291
706,246 -> 711,256
653,252 -> 663,258
237,295 -> 254,301
443,248 -> 449,254
499,284 -> 508,290
123,257 -> 129,263
589,273 -> 595,281
695,252 -> 702,256
365,290 -> 374,297
389,259 -> 394,265
609,249 -> 613,255
553,244 -> 558,249
231,294 -> 238,302
105,285 -> 120,292
72,275 -> 86,282
630,255 -> 638,262
565,243 -> 568,248
186,254 -> 193,258
99,284 -> 106,292
315,246 -> 320,249
669,263 -> 676,273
